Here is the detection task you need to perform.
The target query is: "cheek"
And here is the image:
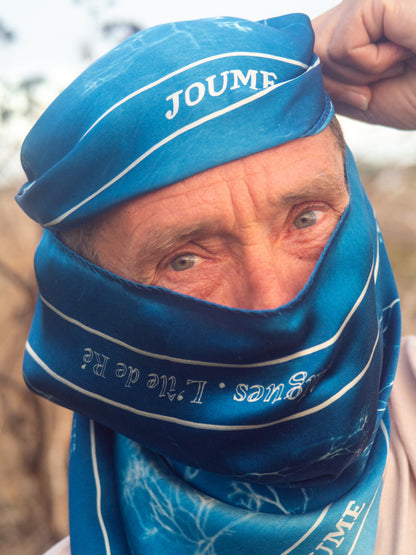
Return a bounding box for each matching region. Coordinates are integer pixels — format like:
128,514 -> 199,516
156,260 -> 245,305
282,211 -> 342,263
275,241 -> 328,301
289,258 -> 318,290
269,256 -> 316,303
155,259 -> 222,296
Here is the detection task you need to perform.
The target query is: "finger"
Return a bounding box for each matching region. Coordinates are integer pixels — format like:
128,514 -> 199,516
332,68 -> 416,129
312,5 -> 340,32
330,100 -> 374,123
323,76 -> 371,111
328,40 -> 413,75
321,57 -> 407,87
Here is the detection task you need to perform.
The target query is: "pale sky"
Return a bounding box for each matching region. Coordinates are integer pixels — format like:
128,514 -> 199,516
2,0 -> 337,83
1,0 -> 415,183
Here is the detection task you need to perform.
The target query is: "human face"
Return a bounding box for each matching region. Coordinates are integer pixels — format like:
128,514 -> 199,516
92,127 -> 348,310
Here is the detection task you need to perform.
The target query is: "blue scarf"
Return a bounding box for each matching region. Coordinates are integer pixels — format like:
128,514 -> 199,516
23,151 -> 401,553
17,15 -> 331,230
17,14 -> 401,555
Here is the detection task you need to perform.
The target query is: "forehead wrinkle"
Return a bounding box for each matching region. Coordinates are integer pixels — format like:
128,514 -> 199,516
133,220 -> 224,260
273,172 -> 348,208
130,173 -> 348,261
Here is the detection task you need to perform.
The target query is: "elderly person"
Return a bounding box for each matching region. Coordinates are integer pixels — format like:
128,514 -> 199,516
16,3 -> 416,555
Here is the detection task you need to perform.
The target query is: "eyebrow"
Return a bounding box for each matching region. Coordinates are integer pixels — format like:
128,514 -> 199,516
132,221 -> 220,262
132,172 -> 348,261
275,173 -> 348,208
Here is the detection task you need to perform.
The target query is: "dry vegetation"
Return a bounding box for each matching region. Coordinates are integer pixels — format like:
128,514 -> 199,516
0,184 -> 72,555
360,164 -> 416,335
0,163 -> 415,554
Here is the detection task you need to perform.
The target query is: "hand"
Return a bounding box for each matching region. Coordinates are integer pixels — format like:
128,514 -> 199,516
313,0 -> 416,129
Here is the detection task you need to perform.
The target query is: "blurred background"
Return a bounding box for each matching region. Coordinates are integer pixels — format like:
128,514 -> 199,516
1,1 -> 415,553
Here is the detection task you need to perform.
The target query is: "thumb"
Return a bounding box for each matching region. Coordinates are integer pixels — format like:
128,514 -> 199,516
323,77 -> 371,111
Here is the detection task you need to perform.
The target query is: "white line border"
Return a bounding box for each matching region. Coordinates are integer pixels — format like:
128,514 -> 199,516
81,51 -> 309,140
43,57 -> 318,227
25,328 -> 379,431
280,503 -> 332,555
347,419 -> 389,554
90,419 -> 112,554
39,249 -> 373,369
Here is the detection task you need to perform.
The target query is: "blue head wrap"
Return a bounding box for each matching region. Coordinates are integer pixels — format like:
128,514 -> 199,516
17,14 -> 332,229
17,15 -> 401,554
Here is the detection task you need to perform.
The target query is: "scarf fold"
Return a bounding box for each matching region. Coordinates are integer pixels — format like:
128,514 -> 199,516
68,414 -> 388,554
22,151 -> 401,553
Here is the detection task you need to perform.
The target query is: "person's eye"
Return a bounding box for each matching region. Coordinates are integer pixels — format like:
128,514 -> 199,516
293,209 -> 322,229
170,253 -> 199,271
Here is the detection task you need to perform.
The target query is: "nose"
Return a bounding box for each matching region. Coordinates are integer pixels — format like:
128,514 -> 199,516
231,245 -> 302,311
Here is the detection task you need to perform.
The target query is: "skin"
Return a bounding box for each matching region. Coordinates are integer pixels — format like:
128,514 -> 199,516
92,127 -> 348,310
313,0 -> 416,128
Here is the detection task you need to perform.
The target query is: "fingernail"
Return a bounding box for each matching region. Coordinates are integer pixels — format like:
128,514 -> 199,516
339,91 -> 369,111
